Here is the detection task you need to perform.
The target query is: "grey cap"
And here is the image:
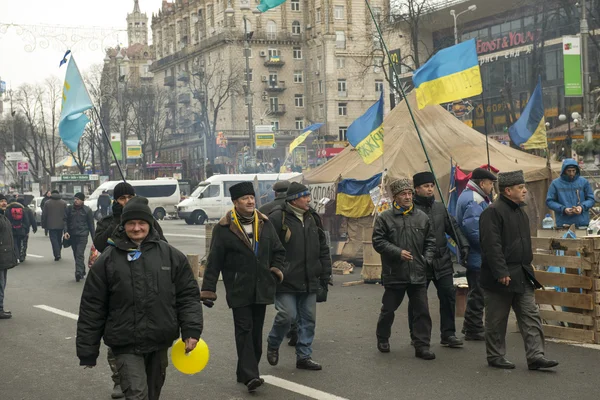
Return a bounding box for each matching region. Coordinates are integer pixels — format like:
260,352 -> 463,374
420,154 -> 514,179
272,180 -> 290,193
498,170 -> 525,187
390,178 -> 413,196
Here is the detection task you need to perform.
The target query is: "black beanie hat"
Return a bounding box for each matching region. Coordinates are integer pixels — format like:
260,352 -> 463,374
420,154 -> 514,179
412,171 -> 435,188
121,196 -> 154,226
51,190 -> 59,195
0,194 -> 7,201
114,182 -> 135,200
286,182 -> 311,201
471,168 -> 498,181
74,192 -> 85,201
229,181 -> 255,200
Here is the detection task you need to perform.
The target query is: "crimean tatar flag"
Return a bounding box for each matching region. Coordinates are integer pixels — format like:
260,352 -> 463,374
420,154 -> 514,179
59,55 -> 93,152
508,77 -> 547,149
412,39 -> 483,110
257,0 -> 286,12
346,92 -> 384,165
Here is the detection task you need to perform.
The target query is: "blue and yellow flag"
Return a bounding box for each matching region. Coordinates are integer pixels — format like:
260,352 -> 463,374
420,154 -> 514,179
336,173 -> 382,218
59,55 -> 93,152
508,77 -> 547,149
412,39 -> 483,110
346,92 -> 384,165
289,123 -> 322,153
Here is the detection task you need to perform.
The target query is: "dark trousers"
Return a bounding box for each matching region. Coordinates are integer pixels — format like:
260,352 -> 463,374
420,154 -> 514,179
21,234 -> 29,261
108,347 -> 120,385
49,229 -> 63,259
376,284 -> 432,350
13,235 -> 25,262
463,269 -> 485,334
115,349 -> 168,400
232,304 -> 267,384
408,274 -> 456,340
70,235 -> 88,278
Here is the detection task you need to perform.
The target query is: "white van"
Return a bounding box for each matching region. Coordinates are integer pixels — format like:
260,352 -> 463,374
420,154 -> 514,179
85,179 -> 181,220
177,173 -> 301,225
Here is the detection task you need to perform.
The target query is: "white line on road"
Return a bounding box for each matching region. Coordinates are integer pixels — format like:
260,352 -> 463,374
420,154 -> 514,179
262,375 -> 349,400
34,305 -> 78,321
547,338 -> 600,351
163,232 -> 205,238
26,254 -> 44,258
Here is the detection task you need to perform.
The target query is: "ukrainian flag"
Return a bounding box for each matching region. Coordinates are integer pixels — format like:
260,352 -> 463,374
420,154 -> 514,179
289,123 -> 322,153
412,39 -> 483,110
335,173 -> 382,218
508,77 -> 547,149
346,92 -> 384,165
59,55 -> 93,152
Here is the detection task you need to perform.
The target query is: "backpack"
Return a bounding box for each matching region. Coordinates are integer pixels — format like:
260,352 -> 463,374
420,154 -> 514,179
10,207 -> 24,229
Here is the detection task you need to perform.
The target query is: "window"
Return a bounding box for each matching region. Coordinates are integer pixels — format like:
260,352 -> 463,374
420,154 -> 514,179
293,47 -> 302,59
294,70 -> 303,83
334,6 -> 344,20
544,51 -> 559,81
268,48 -> 279,58
291,0 -> 300,11
317,56 -> 322,70
271,121 -> 280,130
267,20 -> 277,40
202,185 -> 220,198
269,97 -> 279,111
245,68 -> 253,82
338,79 -> 347,96
295,117 -> 304,130
337,57 -> 345,69
292,21 -> 301,35
338,126 -> 348,141
375,80 -> 384,92
316,8 -> 321,23
336,31 -> 346,49
135,184 -> 178,198
318,80 -> 323,94
374,57 -> 383,73
319,104 -> 324,118
295,94 -> 304,107
269,72 -> 278,86
338,102 -> 347,116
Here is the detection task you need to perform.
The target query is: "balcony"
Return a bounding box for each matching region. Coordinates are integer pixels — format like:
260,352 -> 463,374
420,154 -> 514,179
269,104 -> 286,115
177,71 -> 190,82
264,81 -> 286,92
338,90 -> 347,97
264,56 -> 285,67
140,72 -> 154,80
178,93 -> 191,104
164,75 -> 175,87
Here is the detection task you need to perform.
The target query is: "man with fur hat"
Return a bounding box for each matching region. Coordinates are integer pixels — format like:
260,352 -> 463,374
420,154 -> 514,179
77,196 -> 203,400
201,182 -> 285,392
266,182 -> 332,371
0,194 -> 18,319
372,178 -> 436,360
455,167 -> 497,341
65,192 -> 95,282
42,190 -> 67,261
480,170 -> 558,370
408,171 -> 469,348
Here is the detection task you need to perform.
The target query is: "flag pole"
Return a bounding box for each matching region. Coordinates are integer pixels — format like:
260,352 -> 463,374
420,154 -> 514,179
480,94 -> 492,170
93,107 -> 126,182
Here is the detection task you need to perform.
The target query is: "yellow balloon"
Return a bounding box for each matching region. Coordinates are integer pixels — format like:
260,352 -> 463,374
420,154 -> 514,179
171,338 -> 210,375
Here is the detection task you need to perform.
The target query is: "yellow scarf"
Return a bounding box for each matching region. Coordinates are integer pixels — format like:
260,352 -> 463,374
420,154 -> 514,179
231,208 -> 260,255
392,201 -> 413,215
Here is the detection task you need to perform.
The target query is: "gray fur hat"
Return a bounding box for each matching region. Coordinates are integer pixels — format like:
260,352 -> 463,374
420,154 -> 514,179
498,170 -> 525,187
390,178 -> 413,196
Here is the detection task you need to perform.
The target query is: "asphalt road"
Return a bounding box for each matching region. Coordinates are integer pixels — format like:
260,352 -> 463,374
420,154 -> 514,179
0,220 -> 598,400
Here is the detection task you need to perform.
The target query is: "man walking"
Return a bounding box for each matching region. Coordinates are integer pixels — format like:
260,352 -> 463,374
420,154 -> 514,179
455,168 -> 497,341
266,182 -> 332,371
0,194 -> 18,319
41,190 -> 52,236
201,182 -> 285,392
18,198 -> 37,262
409,172 -> 469,348
5,198 -> 31,263
372,178 -> 436,360
97,190 -> 112,218
43,190 -> 67,261
480,170 -> 558,370
65,193 -> 96,282
77,197 -> 203,400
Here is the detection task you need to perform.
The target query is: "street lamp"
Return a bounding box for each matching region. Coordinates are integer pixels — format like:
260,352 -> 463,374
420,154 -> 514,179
450,4 -> 477,45
115,51 -> 127,178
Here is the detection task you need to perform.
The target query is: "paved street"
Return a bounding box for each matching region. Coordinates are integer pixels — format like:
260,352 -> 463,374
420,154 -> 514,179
0,220 -> 598,400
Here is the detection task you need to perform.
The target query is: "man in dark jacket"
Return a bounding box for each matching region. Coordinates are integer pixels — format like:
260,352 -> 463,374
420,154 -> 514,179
266,182 -> 332,371
372,178 -> 436,360
97,190 -> 112,218
43,190 -> 67,261
259,180 -> 290,216
0,194 -> 18,319
65,192 -> 96,282
5,198 -> 31,263
480,170 -> 558,371
41,191 -> 52,236
77,197 -> 203,400
201,182 -> 285,393
17,198 -> 37,262
408,171 -> 469,348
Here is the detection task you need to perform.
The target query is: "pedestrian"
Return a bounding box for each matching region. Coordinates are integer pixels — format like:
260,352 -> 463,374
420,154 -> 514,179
455,168 -> 497,341
0,194 -> 18,319
18,197 -> 37,262
77,196 -> 203,400
201,182 -> 286,393
5,197 -> 31,263
97,190 -> 112,218
259,180 -> 290,216
372,178 -> 436,360
408,171 -> 469,348
546,158 -> 595,228
480,170 -> 558,370
42,190 -> 67,261
266,182 -> 332,371
41,190 -> 52,236
65,193 -> 96,282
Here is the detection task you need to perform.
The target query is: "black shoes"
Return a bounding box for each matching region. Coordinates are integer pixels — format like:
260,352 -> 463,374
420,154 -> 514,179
377,339 -> 390,353
528,357 -> 559,370
488,357 -> 516,369
288,331 -> 298,346
54,256 -> 61,261
0,311 -> 12,319
246,377 -> 263,393
441,336 -> 464,348
464,332 -> 485,341
415,349 -> 436,360
296,358 -> 322,370
111,383 -> 125,399
267,347 -> 279,366
76,274 -> 85,282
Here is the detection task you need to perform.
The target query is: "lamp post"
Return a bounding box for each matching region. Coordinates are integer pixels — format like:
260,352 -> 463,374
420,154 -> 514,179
450,5 -> 477,45
115,51 -> 127,178
579,0 -> 596,169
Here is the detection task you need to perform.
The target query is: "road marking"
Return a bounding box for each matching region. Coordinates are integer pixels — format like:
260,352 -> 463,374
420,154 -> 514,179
262,375 -> 349,400
34,305 -> 78,321
26,254 -> 44,258
547,338 -> 600,351
163,232 -> 205,238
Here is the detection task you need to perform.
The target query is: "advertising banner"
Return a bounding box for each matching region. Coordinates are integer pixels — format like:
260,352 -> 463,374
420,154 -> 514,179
111,133 -> 122,161
255,133 -> 276,149
563,36 -> 583,97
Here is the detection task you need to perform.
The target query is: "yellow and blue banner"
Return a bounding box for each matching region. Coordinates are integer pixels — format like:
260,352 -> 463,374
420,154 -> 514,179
346,92 -> 384,165
508,77 -> 547,149
59,55 -> 93,152
412,39 -> 483,110
335,173 -> 382,218
289,123 -> 322,153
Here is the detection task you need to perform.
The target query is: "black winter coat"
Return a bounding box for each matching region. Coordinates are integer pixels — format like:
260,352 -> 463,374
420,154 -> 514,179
76,228 -> 203,365
269,204 -> 332,294
24,206 -> 37,234
42,193 -> 67,230
0,211 -> 18,270
5,202 -> 31,237
202,210 -> 286,308
259,195 -> 286,216
66,205 -> 95,238
413,195 -> 468,280
480,195 -> 541,294
372,206 -> 436,286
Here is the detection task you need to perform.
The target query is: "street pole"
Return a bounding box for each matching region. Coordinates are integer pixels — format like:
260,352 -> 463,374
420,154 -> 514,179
243,16 -> 255,171
581,0 -> 594,145
452,13 -> 458,45
116,56 -> 127,179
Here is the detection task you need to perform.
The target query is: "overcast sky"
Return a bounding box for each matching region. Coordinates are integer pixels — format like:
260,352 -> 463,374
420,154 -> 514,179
0,0 -> 164,89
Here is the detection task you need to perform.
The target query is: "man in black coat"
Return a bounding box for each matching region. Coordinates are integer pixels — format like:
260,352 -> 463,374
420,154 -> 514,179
408,172 -> 469,348
266,182 -> 332,371
0,194 -> 18,319
17,197 -> 37,262
65,192 -> 96,282
5,198 -> 31,263
42,190 -> 67,261
259,180 -> 290,216
480,170 -> 558,371
201,182 -> 285,393
372,178 -> 436,360
77,197 -> 203,400
40,191 -> 52,236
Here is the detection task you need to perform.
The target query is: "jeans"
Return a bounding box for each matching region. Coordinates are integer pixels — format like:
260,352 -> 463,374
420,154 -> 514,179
70,235 -> 88,278
268,293 -> 317,361
13,235 -> 25,262
232,304 -> 267,384
0,269 -> 7,311
115,349 -> 168,400
408,274 -> 456,340
463,269 -> 485,335
49,229 -> 63,259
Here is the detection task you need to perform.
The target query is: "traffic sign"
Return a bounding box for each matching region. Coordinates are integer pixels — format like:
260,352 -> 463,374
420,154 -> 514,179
6,152 -> 23,161
17,161 -> 29,172
255,125 -> 276,133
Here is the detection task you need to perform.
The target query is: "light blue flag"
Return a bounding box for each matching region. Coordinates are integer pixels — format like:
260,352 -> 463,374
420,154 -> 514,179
257,0 -> 286,12
59,55 -> 93,152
